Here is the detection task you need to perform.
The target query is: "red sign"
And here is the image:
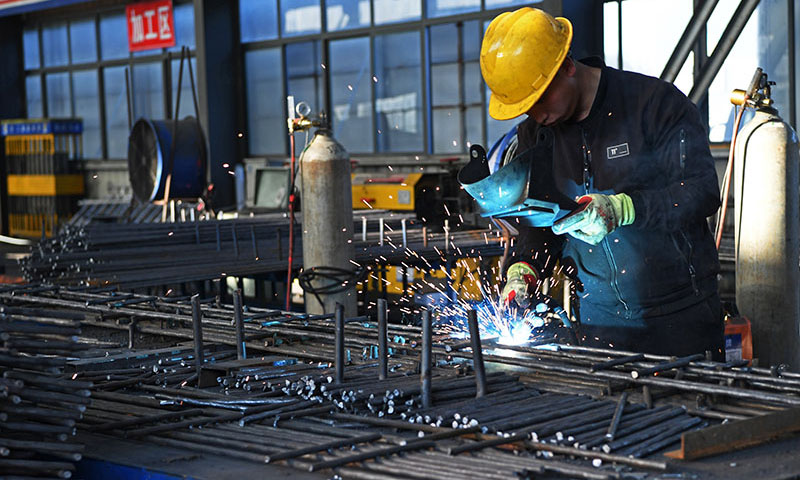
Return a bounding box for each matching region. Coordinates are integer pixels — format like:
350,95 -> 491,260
126,0 -> 176,52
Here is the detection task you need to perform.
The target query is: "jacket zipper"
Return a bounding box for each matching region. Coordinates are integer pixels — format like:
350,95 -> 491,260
581,128 -> 630,314
678,129 -> 700,295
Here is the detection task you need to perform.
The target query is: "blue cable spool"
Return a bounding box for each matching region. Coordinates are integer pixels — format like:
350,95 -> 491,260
127,117 -> 207,203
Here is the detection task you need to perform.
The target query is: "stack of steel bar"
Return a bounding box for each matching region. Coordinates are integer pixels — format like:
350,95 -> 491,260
0,303 -> 101,479
66,199 -> 204,227
20,212 -> 501,290
2,285 -> 800,478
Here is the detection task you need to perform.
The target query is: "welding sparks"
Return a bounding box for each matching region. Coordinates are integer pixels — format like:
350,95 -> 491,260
437,295 -> 546,346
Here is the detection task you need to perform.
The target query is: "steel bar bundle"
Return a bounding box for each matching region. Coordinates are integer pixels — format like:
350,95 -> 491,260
0,304 -> 90,479
21,211 -> 504,290
1,285 -> 800,479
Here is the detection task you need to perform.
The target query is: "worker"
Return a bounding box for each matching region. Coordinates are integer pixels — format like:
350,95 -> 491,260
485,7 -> 725,359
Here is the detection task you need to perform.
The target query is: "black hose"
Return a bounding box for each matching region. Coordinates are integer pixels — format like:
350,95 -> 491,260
296,265 -> 366,309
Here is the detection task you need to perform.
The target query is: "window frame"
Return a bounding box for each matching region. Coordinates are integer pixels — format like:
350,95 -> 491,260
21,1 -> 197,160
239,0 -> 558,157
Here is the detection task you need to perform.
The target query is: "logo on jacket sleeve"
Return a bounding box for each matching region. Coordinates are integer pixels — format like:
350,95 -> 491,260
607,143 -> 630,159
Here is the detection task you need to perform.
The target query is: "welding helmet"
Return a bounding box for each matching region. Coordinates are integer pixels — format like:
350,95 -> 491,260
481,7 -> 573,121
458,127 -> 578,227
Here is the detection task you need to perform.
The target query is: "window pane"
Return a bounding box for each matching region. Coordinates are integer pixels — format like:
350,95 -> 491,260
42,22 -> 68,67
327,0 -> 370,31
23,28 -> 39,70
374,0 -> 420,25
282,0 -> 321,37
175,3 -> 195,49
465,105 -> 483,148
433,107 -> 461,153
46,72 -> 71,117
330,37 -> 373,153
464,61 -> 482,104
100,13 -> 128,60
374,31 -> 422,152
286,41 -> 324,157
431,63 -> 459,106
171,57 -> 198,119
26,75 -> 43,118
427,0 -> 479,18
430,23 -> 457,63
244,48 -> 285,155
463,20 -> 480,61
72,70 -> 101,159
70,18 -> 96,64
132,62 -> 164,120
603,1 -> 619,69
240,0 -> 278,42
709,0 -> 786,142
620,0 -> 692,77
104,66 -> 130,158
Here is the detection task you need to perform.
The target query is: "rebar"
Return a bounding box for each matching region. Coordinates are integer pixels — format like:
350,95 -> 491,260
467,310 -> 487,398
421,309 -> 432,409
233,289 -> 246,360
378,298 -> 388,380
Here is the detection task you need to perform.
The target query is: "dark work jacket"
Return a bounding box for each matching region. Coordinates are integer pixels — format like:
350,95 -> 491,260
512,58 -> 721,328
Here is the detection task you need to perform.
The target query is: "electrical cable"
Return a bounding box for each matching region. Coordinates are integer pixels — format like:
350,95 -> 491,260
297,265 -> 367,311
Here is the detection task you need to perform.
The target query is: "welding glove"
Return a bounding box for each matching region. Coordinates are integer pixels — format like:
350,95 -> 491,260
501,262 -> 538,308
552,193 -> 635,245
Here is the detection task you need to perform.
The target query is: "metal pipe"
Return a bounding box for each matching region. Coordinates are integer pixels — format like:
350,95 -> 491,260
660,0 -> 720,82
688,0 -> 761,104
190,294 -> 204,380
421,309 -> 432,409
467,310 -> 487,398
377,298 -> 388,380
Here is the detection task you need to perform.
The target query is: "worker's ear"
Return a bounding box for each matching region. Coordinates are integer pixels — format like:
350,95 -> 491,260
560,56 -> 576,77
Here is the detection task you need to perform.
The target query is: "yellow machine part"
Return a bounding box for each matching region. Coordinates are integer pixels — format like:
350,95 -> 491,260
7,174 -> 85,196
352,173 -> 422,211
359,257 -> 500,302
8,213 -> 64,238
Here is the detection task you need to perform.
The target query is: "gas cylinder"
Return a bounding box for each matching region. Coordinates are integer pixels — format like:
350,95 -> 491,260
299,129 -> 357,317
733,76 -> 800,368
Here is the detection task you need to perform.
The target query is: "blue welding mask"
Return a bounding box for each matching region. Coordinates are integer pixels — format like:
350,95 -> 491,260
459,127 -> 578,227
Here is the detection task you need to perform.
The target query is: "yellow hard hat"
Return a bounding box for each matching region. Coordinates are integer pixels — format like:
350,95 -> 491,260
481,7 -> 573,120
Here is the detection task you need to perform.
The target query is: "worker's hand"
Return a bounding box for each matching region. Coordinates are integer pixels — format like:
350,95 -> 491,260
552,193 -> 635,245
501,262 -> 538,308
